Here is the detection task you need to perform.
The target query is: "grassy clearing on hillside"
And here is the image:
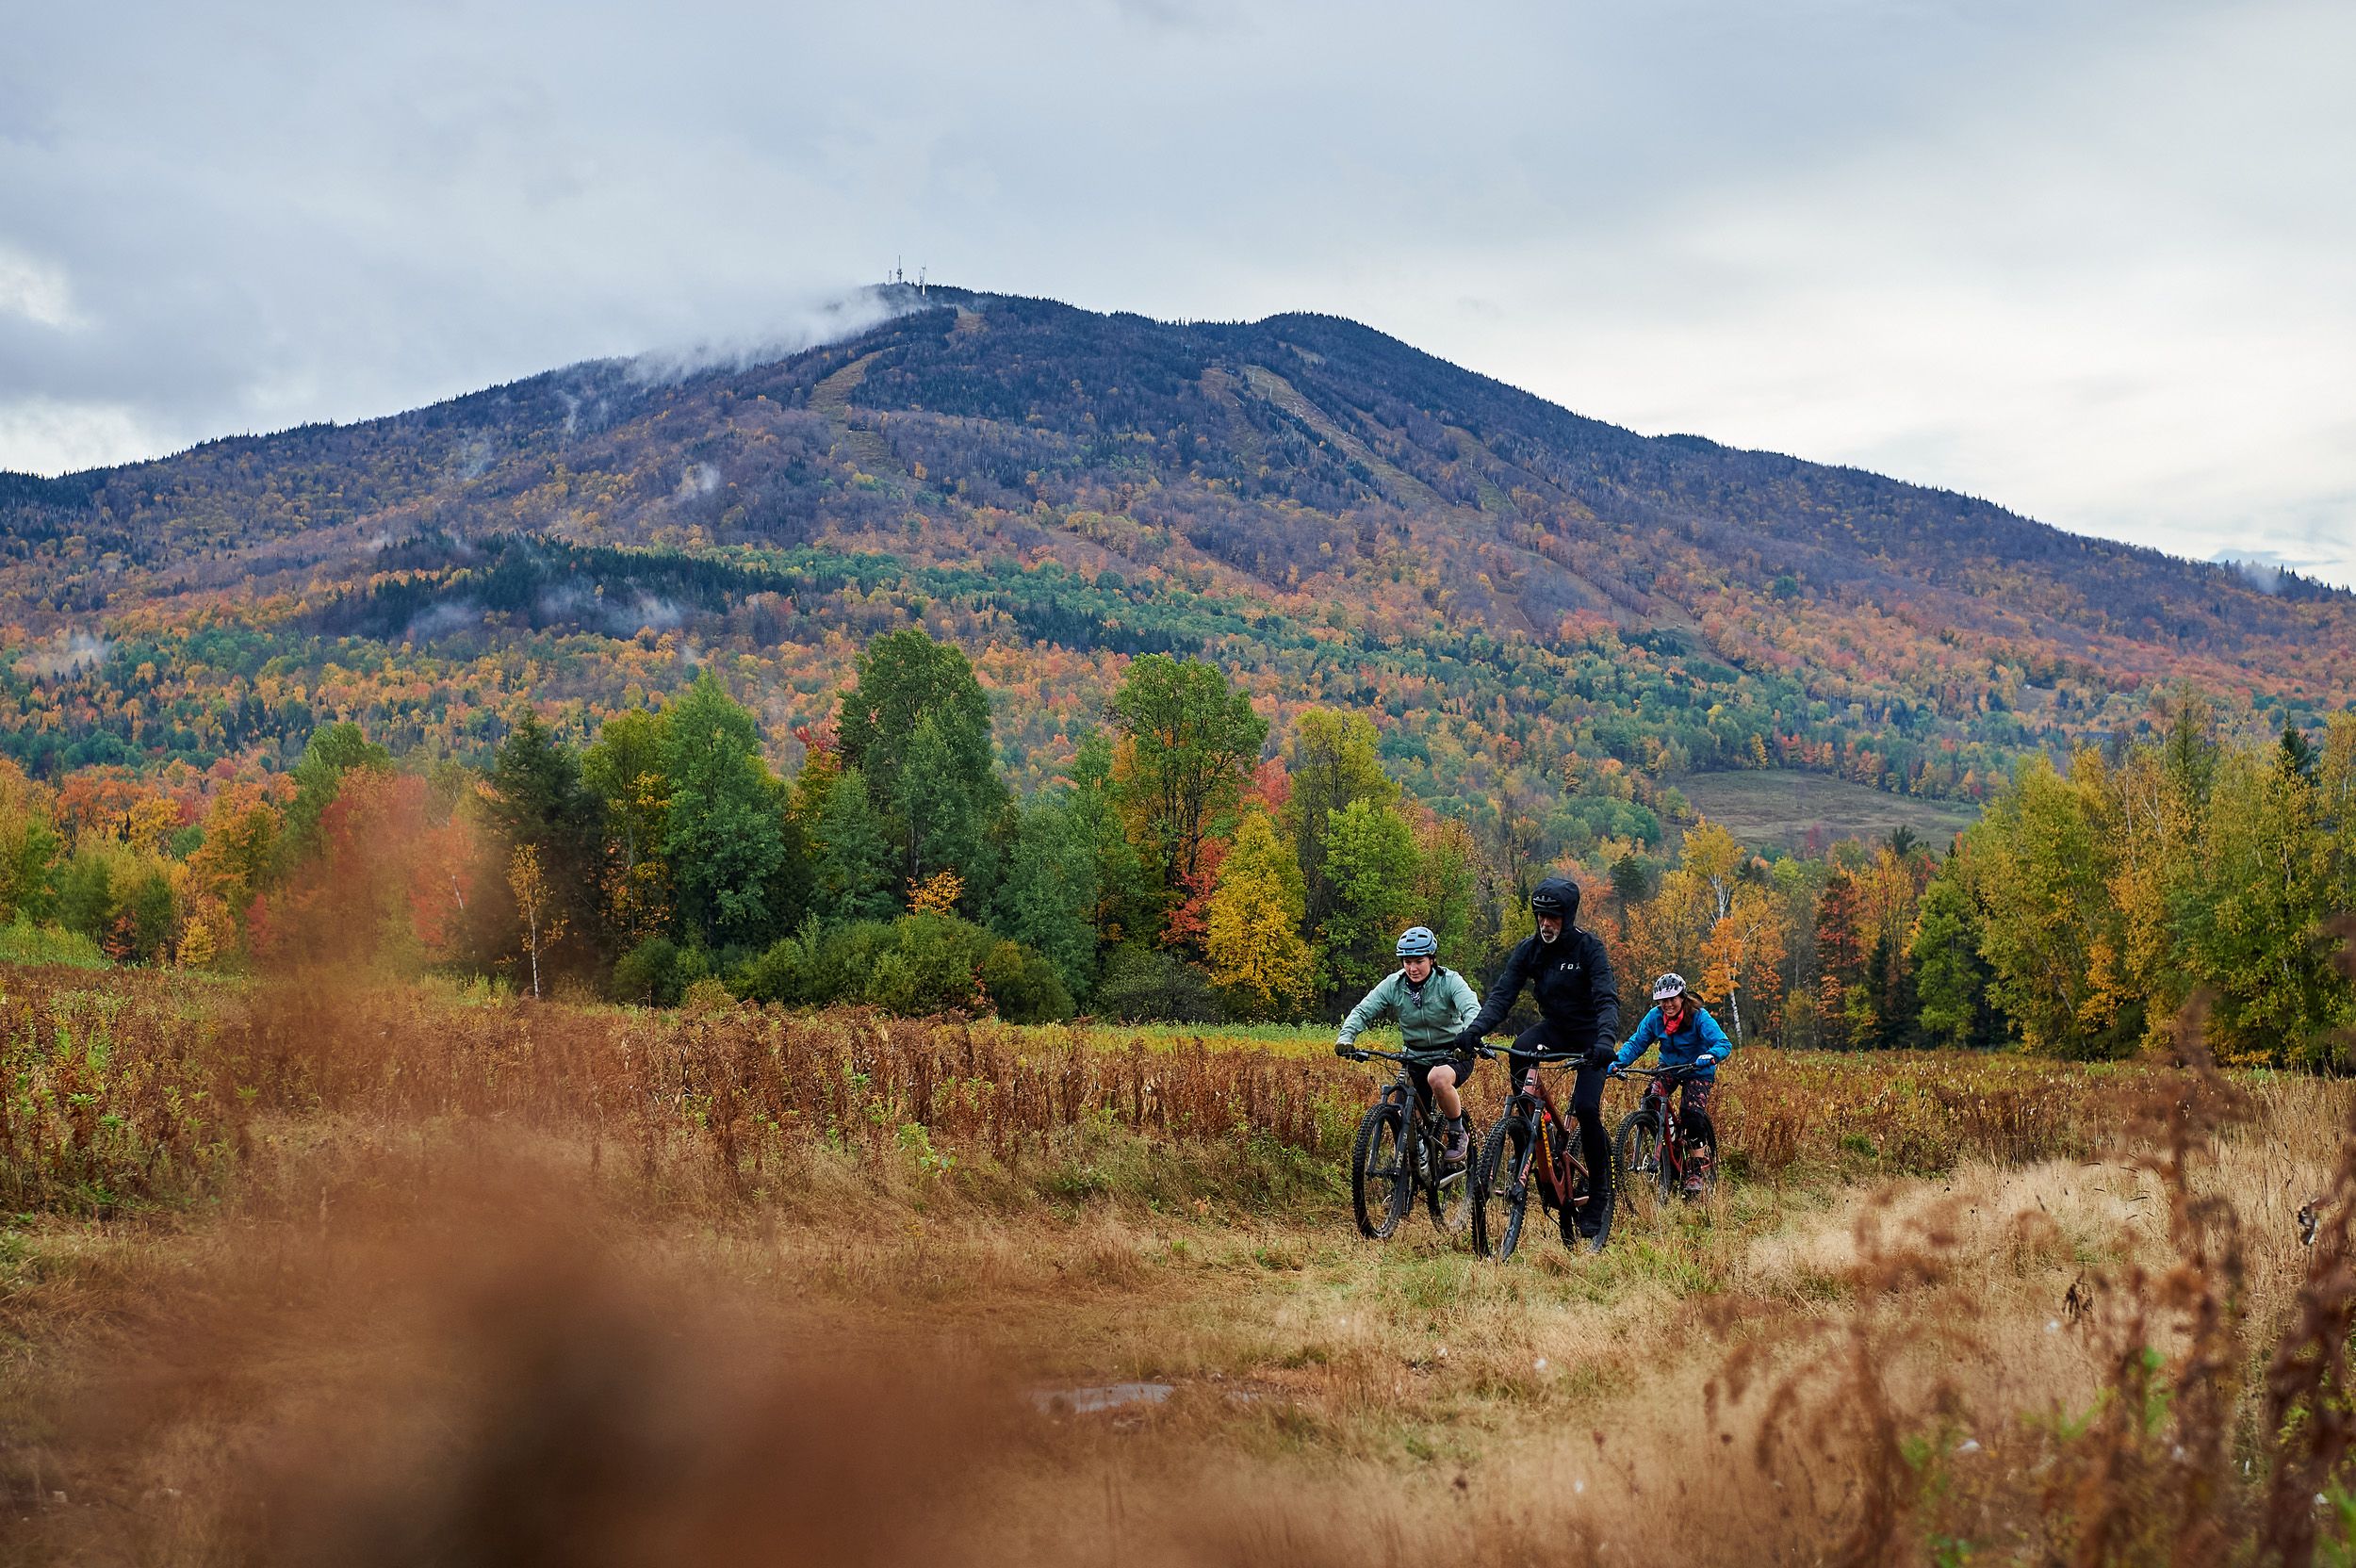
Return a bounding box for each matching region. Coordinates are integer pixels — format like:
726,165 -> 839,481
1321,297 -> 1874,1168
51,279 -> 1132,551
3,964 -> 2355,1564
1673,768 -> 1982,855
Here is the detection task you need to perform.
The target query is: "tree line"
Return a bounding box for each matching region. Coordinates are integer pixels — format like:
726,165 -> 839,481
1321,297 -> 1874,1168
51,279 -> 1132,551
0,640 -> 2348,1067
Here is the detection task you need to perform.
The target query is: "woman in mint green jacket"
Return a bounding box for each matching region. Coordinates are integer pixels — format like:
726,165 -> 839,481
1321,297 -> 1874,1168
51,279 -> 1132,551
1333,926 -> 1483,1165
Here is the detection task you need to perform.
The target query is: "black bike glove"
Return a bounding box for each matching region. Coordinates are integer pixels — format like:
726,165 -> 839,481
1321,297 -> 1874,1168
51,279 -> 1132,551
1583,1045 -> 1614,1070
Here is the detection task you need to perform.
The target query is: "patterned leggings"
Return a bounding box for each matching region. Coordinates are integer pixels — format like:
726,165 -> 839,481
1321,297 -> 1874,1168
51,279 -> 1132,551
1648,1076 -> 1714,1142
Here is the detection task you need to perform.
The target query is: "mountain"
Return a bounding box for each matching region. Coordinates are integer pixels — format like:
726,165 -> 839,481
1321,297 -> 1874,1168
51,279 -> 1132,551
3,285 -> 2349,853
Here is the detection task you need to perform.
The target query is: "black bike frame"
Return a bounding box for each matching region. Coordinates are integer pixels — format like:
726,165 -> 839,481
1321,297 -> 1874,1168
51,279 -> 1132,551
1348,1047 -> 1468,1237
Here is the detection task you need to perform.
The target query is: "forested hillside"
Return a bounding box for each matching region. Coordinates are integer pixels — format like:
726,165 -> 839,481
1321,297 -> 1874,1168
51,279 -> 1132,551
5,286 -> 2349,809
2,286 -> 2352,1057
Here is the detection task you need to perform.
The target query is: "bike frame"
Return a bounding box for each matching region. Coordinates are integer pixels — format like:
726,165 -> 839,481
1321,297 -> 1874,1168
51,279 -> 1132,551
1623,1064 -> 1710,1195
1489,1050 -> 1595,1222
1346,1046 -> 1468,1238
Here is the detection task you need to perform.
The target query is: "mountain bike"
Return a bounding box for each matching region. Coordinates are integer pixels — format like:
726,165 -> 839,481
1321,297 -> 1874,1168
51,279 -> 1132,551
1612,1064 -> 1718,1220
1469,1049 -> 1617,1261
1342,1047 -> 1473,1241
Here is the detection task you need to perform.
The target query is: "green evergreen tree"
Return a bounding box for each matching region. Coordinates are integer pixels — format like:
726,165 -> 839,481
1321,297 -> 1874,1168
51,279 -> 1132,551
838,628 -> 1006,895
1317,799 -> 1419,999
1284,709 -> 1397,933
995,793 -> 1100,999
1909,870 -> 1999,1050
485,710 -> 605,961
661,671 -> 793,948
812,767 -> 900,923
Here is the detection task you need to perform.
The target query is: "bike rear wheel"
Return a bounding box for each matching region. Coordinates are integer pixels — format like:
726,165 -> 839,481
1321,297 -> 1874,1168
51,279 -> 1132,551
1471,1113 -> 1534,1261
1613,1108 -> 1666,1224
1680,1119 -> 1719,1203
1351,1102 -> 1414,1239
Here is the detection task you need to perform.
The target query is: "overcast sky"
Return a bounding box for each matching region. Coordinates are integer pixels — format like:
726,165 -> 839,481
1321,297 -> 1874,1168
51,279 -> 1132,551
4,0 -> 2350,586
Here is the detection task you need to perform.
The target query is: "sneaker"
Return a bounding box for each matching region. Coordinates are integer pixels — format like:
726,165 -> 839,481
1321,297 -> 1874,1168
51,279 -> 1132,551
1683,1175 -> 1708,1199
1442,1120 -> 1469,1168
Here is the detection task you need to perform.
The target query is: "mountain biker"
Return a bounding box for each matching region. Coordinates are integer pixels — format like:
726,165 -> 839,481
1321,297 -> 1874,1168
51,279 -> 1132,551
1610,972 -> 1730,1195
1334,926 -> 1482,1167
1450,874 -> 1622,1250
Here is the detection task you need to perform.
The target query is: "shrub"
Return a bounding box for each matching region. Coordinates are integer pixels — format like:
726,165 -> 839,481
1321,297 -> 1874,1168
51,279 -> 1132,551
610,937 -> 711,1007
807,921 -> 899,1004
981,939 -> 1073,1024
867,912 -> 996,1015
0,917 -> 108,969
1092,945 -> 1224,1023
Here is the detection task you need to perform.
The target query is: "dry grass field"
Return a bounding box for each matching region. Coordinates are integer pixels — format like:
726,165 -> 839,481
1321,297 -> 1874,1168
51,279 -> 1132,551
2,965 -> 2353,1565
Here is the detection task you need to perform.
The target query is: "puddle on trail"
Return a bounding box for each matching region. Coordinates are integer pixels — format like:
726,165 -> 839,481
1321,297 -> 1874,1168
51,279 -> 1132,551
1028,1381 -> 1175,1415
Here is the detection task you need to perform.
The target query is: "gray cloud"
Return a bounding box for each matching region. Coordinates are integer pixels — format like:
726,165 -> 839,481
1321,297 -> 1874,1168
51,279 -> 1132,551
1,0 -> 2349,585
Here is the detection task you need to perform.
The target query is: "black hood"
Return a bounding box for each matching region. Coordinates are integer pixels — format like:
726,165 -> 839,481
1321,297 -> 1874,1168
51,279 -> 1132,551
1532,874 -> 1583,927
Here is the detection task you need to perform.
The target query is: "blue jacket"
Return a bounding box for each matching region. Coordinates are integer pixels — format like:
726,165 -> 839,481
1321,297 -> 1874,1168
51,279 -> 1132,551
1612,1004 -> 1733,1076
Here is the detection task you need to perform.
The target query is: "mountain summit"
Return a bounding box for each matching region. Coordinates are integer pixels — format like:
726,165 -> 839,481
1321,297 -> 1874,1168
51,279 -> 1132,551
1,286 -> 2347,791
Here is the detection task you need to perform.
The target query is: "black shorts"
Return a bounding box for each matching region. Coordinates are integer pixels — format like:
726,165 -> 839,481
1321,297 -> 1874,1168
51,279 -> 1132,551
1410,1053 -> 1477,1096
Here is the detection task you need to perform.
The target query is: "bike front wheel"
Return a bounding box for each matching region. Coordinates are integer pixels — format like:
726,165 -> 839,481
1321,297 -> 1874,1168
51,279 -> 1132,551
1471,1113 -> 1534,1261
1613,1108 -> 1666,1225
1426,1121 -> 1473,1239
1351,1102 -> 1414,1239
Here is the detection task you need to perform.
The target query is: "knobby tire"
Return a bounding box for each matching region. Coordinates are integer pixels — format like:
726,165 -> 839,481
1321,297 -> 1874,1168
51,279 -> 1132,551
1613,1108 -> 1664,1224
1351,1102 -> 1413,1240
1472,1113 -> 1534,1262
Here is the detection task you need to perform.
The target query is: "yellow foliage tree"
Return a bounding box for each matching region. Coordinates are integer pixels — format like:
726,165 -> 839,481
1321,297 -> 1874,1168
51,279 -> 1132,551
508,843 -> 568,1000
1702,884 -> 1788,1046
1203,812 -> 1315,1020
909,867 -> 964,916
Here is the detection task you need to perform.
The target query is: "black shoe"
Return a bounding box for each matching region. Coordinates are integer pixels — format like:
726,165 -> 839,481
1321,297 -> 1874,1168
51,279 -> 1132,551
1442,1120 -> 1469,1168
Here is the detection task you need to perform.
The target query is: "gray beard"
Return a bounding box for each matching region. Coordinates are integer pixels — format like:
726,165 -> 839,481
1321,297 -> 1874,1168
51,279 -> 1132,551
1539,926 -> 1561,944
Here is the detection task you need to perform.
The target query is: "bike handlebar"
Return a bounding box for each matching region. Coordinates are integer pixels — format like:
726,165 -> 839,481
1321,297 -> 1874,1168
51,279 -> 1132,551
1620,1063 -> 1716,1079
1470,1044 -> 1589,1064
1339,1046 -> 1464,1065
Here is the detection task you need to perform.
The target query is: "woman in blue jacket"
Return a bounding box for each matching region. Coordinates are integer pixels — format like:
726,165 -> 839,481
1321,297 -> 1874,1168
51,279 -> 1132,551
1610,972 -> 1731,1194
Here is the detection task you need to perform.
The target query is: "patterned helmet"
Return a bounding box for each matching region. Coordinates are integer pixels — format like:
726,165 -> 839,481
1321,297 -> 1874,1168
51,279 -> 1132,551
1651,972 -> 1688,1003
1395,926 -> 1438,958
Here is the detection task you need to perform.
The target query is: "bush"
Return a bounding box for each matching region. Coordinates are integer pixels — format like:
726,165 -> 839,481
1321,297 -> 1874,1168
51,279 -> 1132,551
610,937 -> 711,1007
1092,946 -> 1224,1024
0,918 -> 108,969
808,921 -> 899,1004
981,939 -> 1073,1023
867,912 -> 996,1016
728,917 -> 1072,1021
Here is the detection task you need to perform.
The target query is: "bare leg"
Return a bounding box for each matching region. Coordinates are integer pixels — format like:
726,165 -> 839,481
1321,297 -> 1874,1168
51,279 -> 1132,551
1426,1064 -> 1464,1120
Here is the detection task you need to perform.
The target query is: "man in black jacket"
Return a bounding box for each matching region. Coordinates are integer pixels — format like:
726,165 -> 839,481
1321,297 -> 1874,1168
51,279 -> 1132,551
1452,874 -> 1622,1250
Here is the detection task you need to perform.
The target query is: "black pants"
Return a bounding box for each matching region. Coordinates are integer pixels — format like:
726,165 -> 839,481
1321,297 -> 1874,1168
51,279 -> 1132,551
1511,1022 -> 1613,1233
